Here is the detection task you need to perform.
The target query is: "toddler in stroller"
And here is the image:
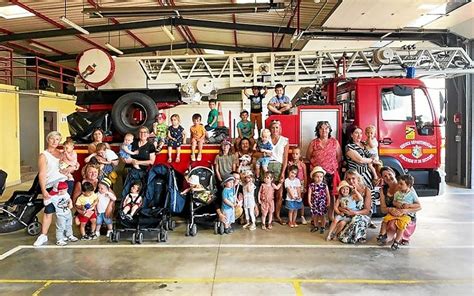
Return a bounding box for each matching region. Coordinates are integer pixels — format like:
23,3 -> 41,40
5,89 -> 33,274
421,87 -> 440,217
184,166 -> 224,236
111,165 -> 180,244
121,181 -> 143,221
0,171 -> 43,235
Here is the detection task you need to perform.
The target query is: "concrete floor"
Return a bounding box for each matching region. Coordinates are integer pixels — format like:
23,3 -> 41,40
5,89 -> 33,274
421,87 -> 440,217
0,182 -> 473,295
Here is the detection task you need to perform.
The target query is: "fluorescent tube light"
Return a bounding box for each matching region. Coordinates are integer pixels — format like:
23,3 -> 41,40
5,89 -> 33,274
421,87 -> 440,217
105,43 -> 124,55
162,26 -> 175,42
60,16 -> 90,35
204,49 -> 224,55
0,5 -> 34,19
29,42 -> 53,53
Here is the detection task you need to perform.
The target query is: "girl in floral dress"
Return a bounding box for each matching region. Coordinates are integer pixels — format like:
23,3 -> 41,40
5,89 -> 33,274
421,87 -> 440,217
307,166 -> 330,234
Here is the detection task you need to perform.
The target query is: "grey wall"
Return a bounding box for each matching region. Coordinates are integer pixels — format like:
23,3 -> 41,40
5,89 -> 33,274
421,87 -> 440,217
19,94 -> 39,170
445,40 -> 473,188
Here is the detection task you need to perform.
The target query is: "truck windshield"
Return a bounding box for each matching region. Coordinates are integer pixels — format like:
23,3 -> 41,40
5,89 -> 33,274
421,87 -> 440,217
381,88 -> 413,121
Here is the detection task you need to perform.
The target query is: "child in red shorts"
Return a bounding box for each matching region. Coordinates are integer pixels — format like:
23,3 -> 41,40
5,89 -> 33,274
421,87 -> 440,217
75,181 -> 98,240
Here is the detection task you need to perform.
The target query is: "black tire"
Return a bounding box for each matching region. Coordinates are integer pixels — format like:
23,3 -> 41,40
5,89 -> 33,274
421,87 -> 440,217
131,232 -> 136,244
190,224 -> 197,237
219,223 -> 225,235
164,220 -> 169,231
214,222 -> 219,235
160,230 -> 168,242
138,232 -> 144,244
27,221 -> 41,236
111,92 -> 158,135
115,231 -> 120,242
185,223 -> 191,237
169,220 -> 176,231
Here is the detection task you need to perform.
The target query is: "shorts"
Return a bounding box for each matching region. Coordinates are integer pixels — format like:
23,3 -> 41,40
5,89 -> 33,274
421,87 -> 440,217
256,157 -> 270,168
250,112 -> 262,130
96,212 -> 113,226
222,208 -> 235,224
267,161 -> 283,183
44,187 -> 56,214
335,214 -> 352,223
78,212 -> 97,223
286,200 -> 302,210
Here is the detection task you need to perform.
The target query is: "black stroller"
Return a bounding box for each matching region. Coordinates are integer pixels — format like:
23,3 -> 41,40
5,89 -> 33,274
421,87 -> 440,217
110,165 -> 184,244
0,170 -> 43,235
184,166 -> 225,236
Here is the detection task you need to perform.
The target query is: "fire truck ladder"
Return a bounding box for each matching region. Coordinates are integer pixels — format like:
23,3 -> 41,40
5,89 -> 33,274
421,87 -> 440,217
137,47 -> 474,95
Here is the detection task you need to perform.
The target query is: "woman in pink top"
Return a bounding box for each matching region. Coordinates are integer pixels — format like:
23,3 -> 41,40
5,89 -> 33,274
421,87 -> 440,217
306,121 -> 342,220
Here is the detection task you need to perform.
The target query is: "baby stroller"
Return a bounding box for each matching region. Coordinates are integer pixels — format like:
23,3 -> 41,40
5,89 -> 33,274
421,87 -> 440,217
0,171 -> 43,235
110,165 -> 183,244
184,166 -> 224,236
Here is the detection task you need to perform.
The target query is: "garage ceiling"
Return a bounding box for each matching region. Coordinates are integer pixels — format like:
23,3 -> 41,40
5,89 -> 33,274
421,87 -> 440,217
0,0 -> 472,64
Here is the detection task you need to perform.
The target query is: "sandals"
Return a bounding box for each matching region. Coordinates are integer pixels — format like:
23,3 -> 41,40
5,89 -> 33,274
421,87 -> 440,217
167,158 -> 172,163
275,218 -> 286,225
377,234 -> 387,246
310,226 -> 319,233
391,240 -> 401,250
267,224 -> 273,230
400,239 -> 410,245
175,157 -> 180,163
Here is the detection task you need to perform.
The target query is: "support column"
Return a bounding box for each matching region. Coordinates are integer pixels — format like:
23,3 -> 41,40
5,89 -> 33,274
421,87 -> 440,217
445,40 -> 473,188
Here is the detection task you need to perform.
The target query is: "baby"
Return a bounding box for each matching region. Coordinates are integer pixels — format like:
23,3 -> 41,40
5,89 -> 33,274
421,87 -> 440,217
238,154 -> 252,175
59,139 -> 79,186
122,181 -> 143,220
255,129 -> 273,179
119,133 -> 139,169
181,174 -> 212,204
50,181 -> 78,246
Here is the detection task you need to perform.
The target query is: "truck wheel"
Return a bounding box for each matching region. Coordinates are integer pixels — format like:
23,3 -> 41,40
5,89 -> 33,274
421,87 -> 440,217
111,92 -> 158,135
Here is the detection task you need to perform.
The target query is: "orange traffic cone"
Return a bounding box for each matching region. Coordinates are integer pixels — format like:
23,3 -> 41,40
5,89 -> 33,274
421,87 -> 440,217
217,102 -> 225,127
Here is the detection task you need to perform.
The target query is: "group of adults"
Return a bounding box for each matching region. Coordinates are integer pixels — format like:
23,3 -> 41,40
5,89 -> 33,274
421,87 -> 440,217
35,119 -> 420,246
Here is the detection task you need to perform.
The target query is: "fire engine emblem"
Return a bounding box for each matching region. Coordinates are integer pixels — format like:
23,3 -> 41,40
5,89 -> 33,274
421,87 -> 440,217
411,145 -> 423,159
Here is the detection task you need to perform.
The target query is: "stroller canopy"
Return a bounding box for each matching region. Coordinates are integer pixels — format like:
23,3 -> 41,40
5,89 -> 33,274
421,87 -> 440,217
145,165 -> 186,214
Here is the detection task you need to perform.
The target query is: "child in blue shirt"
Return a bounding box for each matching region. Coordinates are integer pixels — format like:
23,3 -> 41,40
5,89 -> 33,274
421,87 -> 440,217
221,175 -> 236,234
255,129 -> 273,179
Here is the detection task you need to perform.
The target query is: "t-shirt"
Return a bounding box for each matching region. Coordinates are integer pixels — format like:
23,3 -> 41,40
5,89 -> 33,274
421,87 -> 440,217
190,124 -> 206,139
96,192 -> 113,214
51,192 -> 71,215
131,140 -> 156,170
153,122 -> 168,139
237,121 -> 253,138
258,140 -> 273,154
394,189 -> 418,205
222,187 -> 235,210
215,154 -> 235,179
207,108 -> 219,128
75,193 -> 98,209
268,95 -> 291,115
285,178 -> 301,201
248,94 -> 264,113
339,194 -> 357,211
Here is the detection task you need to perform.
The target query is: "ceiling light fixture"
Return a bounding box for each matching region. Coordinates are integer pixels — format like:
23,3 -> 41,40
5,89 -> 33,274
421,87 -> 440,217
29,42 -> 53,52
162,26 -> 175,42
83,3 -> 285,18
105,42 -> 124,55
0,4 -> 34,19
60,16 -> 90,35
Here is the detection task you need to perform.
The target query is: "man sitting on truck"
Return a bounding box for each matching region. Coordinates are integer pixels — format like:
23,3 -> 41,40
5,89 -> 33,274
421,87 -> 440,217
267,83 -> 292,115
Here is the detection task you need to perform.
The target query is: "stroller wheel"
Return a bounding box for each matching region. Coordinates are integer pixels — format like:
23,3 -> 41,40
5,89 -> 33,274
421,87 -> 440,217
131,233 -> 137,244
138,232 -> 144,244
219,223 -> 225,235
169,220 -> 176,231
27,221 -> 41,236
190,224 -> 197,237
214,222 -> 219,235
114,231 -> 120,242
164,220 -> 169,231
160,231 -> 168,242
185,223 -> 191,236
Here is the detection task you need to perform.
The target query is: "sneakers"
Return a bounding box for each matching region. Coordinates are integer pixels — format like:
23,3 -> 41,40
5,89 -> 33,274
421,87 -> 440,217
81,235 -> 91,240
56,240 -> 67,246
95,231 -> 101,238
197,154 -> 202,161
126,214 -> 133,221
90,234 -> 98,240
67,235 -> 79,242
33,234 -> 48,247
224,227 -> 232,234
249,224 -> 256,231
106,230 -> 113,238
319,227 -> 325,234
300,216 -> 308,225
191,154 -> 196,161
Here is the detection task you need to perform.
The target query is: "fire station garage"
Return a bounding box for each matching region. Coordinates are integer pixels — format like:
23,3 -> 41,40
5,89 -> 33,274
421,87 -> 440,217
0,1 -> 473,295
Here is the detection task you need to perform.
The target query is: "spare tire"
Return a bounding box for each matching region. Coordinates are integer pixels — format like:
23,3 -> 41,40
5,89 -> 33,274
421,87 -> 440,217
111,92 -> 158,135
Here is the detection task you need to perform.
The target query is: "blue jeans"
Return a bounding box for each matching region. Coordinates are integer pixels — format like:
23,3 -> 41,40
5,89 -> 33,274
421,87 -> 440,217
55,210 -> 73,242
